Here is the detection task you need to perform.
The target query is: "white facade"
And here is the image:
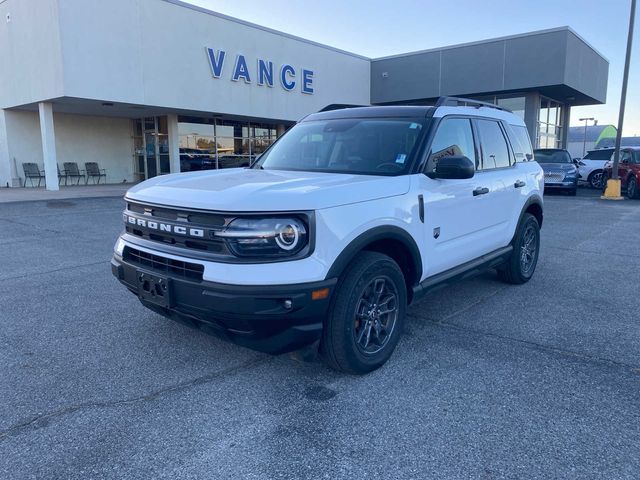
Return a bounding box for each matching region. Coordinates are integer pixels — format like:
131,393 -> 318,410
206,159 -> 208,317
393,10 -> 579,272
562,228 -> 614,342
0,0 -> 370,188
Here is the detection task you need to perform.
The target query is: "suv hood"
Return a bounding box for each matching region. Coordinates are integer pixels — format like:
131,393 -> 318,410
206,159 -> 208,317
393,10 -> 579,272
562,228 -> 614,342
126,168 -> 411,211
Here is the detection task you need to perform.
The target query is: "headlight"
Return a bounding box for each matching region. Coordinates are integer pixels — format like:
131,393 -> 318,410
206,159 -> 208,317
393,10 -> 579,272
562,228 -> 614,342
217,217 -> 309,257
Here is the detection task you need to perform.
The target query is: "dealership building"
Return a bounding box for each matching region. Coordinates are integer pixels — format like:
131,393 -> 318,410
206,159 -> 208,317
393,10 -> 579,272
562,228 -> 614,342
0,0 -> 609,189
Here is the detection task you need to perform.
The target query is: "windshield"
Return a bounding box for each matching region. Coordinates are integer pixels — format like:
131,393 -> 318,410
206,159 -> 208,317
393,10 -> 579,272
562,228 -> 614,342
254,118 -> 426,175
534,149 -> 572,164
584,149 -> 613,160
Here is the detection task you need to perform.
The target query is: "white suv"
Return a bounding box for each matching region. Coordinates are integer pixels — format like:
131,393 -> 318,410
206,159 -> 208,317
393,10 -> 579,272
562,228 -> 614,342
112,97 -> 544,374
577,148 -> 613,189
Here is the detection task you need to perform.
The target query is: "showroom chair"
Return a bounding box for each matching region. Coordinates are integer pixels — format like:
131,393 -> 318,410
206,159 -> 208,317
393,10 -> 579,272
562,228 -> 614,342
57,164 -> 69,186
22,163 -> 45,187
85,162 -> 106,184
63,162 -> 85,185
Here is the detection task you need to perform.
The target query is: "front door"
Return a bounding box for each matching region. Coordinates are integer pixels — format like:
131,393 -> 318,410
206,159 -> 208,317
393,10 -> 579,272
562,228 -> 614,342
419,117 -> 505,277
619,150 -> 632,186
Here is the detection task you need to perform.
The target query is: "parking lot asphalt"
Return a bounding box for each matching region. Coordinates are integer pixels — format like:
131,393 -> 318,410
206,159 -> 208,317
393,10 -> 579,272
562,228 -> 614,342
1,188 -> 639,479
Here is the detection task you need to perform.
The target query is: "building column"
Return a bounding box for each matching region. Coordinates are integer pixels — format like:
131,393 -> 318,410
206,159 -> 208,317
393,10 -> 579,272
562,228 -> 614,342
276,124 -> 286,138
0,110 -> 12,188
38,102 -> 59,191
560,105 -> 571,149
523,92 -> 540,149
167,114 -> 180,174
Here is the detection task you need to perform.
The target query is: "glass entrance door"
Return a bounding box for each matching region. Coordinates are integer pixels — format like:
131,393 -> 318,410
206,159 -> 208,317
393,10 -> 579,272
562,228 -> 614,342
133,117 -> 170,181
145,131 -> 157,178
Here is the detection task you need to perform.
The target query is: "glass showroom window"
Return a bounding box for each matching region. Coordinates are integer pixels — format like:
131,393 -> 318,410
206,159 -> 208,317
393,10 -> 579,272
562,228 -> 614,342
251,125 -> 277,158
538,98 -> 563,148
470,95 -> 526,120
496,96 -> 525,120
177,119 -> 279,170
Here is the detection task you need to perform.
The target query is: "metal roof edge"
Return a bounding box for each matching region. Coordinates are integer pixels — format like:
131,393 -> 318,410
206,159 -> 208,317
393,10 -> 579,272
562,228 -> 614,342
371,26 -> 608,63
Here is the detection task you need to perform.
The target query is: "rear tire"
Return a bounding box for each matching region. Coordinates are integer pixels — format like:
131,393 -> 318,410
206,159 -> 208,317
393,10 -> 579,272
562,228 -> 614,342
626,176 -> 638,199
321,251 -> 407,374
497,213 -> 540,285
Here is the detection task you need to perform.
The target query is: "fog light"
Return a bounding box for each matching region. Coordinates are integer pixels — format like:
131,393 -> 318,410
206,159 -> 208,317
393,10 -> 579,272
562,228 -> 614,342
283,299 -> 293,309
311,288 -> 330,300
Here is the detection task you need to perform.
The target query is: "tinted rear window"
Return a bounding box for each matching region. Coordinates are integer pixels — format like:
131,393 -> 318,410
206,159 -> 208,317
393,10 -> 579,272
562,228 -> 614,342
584,149 -> 613,160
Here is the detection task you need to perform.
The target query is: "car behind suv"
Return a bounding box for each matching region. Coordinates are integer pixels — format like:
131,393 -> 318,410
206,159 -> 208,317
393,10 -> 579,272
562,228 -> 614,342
112,97 -> 544,374
602,147 -> 640,199
577,148 -> 613,189
534,148 -> 578,195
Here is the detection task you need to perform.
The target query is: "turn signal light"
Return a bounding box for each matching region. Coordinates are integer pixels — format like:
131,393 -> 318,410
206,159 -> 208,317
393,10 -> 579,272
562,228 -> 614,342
311,288 -> 330,300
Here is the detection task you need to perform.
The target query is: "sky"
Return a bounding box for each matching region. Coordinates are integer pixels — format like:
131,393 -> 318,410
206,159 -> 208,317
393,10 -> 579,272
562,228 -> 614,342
185,0 -> 639,136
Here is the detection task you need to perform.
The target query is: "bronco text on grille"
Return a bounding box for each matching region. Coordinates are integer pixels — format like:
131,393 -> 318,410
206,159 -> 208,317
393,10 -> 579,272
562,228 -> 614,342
123,201 -> 231,256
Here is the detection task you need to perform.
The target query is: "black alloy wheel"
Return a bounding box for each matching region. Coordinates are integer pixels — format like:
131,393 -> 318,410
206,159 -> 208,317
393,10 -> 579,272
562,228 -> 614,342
321,251 -> 407,374
497,213 -> 540,285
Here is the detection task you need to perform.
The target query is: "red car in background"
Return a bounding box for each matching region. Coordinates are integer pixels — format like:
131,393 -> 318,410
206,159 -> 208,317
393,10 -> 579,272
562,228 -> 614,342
603,147 -> 640,199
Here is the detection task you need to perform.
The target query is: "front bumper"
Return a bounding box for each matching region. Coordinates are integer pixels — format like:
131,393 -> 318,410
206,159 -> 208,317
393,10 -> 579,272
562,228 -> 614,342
111,253 -> 336,354
544,179 -> 577,188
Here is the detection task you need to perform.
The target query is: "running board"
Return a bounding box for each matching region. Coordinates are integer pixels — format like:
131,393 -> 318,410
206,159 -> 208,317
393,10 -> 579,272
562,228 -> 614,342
412,246 -> 513,301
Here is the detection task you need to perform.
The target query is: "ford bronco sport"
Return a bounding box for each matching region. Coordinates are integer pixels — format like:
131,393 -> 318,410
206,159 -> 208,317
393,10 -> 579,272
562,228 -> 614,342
112,97 -> 544,374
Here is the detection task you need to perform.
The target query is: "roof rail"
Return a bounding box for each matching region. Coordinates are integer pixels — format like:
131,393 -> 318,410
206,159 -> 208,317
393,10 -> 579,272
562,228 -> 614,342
434,96 -> 512,113
319,104 -> 366,112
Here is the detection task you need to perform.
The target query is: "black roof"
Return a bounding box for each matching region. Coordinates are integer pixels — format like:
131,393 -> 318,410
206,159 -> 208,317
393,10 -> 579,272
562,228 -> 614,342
302,105 -> 435,122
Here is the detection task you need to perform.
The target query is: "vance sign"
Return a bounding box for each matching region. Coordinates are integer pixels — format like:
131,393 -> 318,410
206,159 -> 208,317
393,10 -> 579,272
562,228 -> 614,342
205,47 -> 314,94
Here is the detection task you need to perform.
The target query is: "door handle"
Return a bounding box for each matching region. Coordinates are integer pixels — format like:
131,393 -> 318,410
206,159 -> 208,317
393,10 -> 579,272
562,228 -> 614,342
473,187 -> 490,196
514,180 -> 526,188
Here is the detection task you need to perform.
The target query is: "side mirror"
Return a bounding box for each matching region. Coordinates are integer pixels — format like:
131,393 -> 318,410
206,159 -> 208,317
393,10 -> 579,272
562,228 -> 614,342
573,158 -> 580,165
428,156 -> 475,180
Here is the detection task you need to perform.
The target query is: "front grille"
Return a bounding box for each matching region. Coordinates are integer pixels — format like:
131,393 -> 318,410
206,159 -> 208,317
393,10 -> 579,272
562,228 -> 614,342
124,246 -> 204,281
544,172 -> 565,183
127,201 -> 227,227
125,201 -> 232,255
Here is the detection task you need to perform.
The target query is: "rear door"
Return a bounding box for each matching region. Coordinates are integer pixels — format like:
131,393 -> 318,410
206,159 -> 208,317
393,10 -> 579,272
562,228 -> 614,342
473,118 -> 518,248
418,116 -> 504,277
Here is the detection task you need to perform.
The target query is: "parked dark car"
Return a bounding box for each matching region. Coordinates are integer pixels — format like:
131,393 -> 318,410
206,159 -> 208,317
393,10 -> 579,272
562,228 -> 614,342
179,149 -> 254,172
179,149 -> 217,172
533,148 -> 578,196
602,147 -> 640,199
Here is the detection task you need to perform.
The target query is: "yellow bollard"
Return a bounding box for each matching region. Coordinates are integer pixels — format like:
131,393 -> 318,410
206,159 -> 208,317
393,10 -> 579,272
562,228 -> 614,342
601,178 -> 623,200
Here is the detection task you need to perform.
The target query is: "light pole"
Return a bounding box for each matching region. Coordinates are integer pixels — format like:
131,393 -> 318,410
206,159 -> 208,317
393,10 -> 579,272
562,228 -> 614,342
579,117 -> 595,157
603,0 -> 636,199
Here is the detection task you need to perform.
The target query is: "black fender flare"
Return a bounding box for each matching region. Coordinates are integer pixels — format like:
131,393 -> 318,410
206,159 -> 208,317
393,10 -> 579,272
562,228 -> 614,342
517,194 -> 544,231
325,225 -> 423,283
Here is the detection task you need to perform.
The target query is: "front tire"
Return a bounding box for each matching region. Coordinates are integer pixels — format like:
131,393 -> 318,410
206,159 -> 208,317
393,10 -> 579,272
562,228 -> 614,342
589,170 -> 604,189
321,251 -> 407,374
497,213 -> 540,285
626,176 -> 638,199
